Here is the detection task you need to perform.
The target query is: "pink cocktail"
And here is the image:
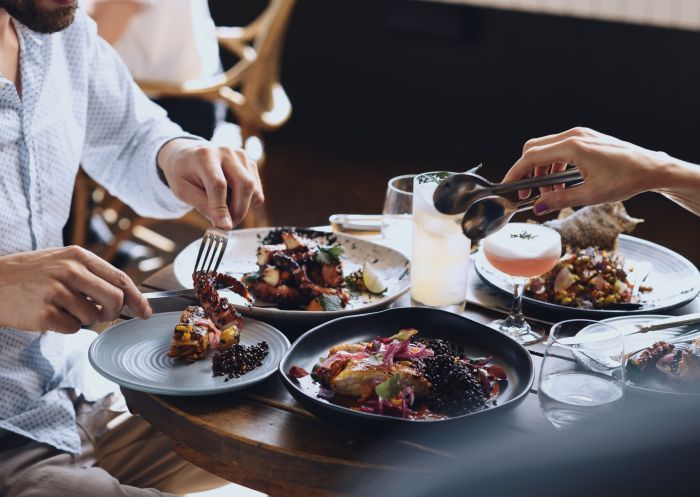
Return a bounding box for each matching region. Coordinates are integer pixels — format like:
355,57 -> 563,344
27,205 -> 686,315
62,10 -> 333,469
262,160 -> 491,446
482,223 -> 561,344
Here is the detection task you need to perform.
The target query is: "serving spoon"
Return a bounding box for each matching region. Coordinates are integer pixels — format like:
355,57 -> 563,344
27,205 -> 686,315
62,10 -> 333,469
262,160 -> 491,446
433,168 -> 583,215
461,195 -> 537,241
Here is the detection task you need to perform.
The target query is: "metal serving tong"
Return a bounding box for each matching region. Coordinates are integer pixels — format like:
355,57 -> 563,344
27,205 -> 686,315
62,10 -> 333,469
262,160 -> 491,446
433,168 -> 583,215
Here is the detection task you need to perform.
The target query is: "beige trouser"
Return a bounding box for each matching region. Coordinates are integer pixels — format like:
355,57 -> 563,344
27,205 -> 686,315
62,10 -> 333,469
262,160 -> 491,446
0,394 -> 227,497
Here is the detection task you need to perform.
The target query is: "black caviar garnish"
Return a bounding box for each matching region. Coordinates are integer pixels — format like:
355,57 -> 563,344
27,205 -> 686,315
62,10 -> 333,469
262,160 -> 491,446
212,341 -> 270,381
420,355 -> 487,415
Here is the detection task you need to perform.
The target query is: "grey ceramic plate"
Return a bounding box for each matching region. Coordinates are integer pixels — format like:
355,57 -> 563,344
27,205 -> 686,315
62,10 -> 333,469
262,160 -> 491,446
89,312 -> 290,396
173,227 -> 411,323
474,234 -> 700,318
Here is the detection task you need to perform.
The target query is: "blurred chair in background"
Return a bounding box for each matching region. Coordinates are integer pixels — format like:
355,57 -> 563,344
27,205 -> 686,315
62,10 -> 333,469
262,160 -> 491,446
69,0 -> 295,273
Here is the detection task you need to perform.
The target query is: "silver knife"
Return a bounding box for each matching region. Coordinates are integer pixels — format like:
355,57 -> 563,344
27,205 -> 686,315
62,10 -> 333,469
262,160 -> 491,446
142,288 -> 197,301
561,312 -> 700,346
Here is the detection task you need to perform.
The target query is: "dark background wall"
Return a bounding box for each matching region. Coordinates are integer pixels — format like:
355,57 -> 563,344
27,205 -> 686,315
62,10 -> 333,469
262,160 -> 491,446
211,0 -> 700,265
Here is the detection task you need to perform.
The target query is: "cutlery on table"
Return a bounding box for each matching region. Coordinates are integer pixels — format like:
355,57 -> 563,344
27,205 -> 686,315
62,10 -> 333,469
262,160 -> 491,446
461,195 -> 537,240
142,288 -> 197,302
560,312 -> 700,346
141,227 -> 229,305
433,168 -> 584,215
193,226 -> 229,275
329,214 -> 382,233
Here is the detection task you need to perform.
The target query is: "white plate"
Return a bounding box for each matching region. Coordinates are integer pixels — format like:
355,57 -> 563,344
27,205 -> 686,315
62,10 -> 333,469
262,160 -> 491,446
474,234 -> 700,318
89,312 -> 290,396
173,228 -> 411,323
575,315 -> 700,395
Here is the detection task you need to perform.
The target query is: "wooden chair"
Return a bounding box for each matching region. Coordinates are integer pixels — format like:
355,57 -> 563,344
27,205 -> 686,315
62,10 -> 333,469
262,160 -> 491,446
138,0 -> 295,164
69,0 -> 296,265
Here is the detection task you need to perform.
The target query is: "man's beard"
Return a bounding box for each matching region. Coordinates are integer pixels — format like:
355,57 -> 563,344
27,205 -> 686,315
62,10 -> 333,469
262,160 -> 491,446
0,1 -> 76,34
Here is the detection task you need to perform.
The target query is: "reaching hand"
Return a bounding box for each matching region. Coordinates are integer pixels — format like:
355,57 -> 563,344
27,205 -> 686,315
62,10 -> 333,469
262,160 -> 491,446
0,246 -> 151,333
157,139 -> 265,229
503,127 -> 669,215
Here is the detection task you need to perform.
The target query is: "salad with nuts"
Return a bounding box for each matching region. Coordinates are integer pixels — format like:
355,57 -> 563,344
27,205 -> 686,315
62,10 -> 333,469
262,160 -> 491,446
526,247 -> 652,309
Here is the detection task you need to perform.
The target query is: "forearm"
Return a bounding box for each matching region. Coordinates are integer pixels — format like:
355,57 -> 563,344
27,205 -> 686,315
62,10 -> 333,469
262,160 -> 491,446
654,157 -> 700,216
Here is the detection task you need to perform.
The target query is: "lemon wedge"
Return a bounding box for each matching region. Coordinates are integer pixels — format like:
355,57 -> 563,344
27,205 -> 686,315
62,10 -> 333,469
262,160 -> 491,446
362,262 -> 387,294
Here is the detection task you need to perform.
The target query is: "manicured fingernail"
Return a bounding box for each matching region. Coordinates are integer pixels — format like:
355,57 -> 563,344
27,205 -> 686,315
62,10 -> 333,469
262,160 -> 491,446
143,304 -> 152,319
533,203 -> 549,215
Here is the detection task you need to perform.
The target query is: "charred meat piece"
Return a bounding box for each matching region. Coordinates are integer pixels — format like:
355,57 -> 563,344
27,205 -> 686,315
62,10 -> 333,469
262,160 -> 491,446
272,253 -> 349,304
247,230 -> 349,311
193,271 -> 249,331
248,279 -> 306,306
329,358 -> 431,398
281,230 -> 318,251
628,341 -> 675,372
167,306 -> 211,363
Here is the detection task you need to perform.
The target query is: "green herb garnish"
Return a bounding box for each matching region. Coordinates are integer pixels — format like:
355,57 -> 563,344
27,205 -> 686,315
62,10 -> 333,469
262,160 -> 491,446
315,245 -> 344,265
375,373 -> 402,400
316,294 -> 343,311
510,230 -> 538,240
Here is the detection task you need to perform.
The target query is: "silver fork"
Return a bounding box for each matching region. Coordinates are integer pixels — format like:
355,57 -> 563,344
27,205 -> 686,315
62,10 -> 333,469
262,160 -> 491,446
141,227 -> 229,304
193,227 -> 229,275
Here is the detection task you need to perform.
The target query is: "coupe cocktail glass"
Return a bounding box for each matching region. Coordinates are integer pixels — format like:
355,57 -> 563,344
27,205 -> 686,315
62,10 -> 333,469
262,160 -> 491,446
411,172 -> 471,312
482,222 -> 561,344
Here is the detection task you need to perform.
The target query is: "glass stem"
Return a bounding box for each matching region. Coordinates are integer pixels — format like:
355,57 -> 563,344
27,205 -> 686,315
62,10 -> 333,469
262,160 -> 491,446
507,278 -> 527,326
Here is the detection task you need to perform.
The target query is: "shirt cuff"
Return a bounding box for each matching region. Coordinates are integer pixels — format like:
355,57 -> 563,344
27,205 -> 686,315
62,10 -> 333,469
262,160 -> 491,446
144,129 -> 199,219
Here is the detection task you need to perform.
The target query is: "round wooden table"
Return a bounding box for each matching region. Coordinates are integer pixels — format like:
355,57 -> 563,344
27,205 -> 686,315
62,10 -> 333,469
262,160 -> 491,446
122,263 -> 554,497
128,256 -> 700,496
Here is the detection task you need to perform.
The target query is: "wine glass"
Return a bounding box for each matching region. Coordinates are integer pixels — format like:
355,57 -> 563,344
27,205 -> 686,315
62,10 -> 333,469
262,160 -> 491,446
539,320 -> 625,429
482,222 -> 561,344
381,174 -> 414,256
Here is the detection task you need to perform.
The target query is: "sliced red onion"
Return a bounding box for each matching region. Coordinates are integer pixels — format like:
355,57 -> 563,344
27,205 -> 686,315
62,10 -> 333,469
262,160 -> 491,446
318,386 -> 335,399
287,365 -> 309,379
319,351 -> 368,369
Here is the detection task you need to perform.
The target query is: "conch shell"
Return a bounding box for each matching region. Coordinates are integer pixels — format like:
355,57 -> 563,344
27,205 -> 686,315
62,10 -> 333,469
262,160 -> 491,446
544,202 -> 643,251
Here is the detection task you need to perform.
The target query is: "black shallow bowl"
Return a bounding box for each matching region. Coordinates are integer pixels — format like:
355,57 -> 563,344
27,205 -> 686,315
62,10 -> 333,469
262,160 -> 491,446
278,307 -> 534,431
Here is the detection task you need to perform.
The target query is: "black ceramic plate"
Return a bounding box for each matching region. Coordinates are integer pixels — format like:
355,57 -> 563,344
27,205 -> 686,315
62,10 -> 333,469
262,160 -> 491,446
278,307 -> 534,429
474,234 -> 700,319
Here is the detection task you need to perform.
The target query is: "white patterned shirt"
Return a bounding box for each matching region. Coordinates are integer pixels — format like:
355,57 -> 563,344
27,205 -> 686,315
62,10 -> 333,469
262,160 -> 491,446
0,9 -> 191,453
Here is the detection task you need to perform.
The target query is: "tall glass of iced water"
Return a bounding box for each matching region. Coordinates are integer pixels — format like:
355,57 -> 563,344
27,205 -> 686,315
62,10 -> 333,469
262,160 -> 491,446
411,171 -> 471,312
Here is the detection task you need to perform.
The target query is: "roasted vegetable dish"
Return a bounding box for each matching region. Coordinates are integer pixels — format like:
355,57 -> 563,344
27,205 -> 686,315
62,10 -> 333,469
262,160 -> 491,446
168,271 -> 267,382
527,247 -> 650,309
246,229 -> 351,311
287,329 -> 507,420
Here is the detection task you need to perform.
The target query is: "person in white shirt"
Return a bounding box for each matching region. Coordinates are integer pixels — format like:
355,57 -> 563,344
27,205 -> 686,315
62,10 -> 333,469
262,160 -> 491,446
0,1 -> 262,495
